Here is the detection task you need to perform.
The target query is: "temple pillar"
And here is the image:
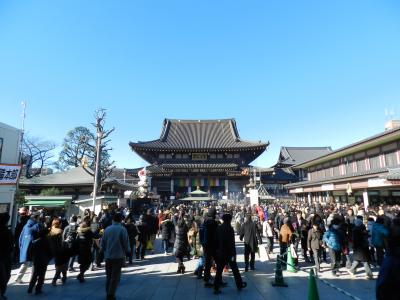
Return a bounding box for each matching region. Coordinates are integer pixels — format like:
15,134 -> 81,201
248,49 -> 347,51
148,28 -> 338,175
170,179 -> 174,193
225,179 -> 229,194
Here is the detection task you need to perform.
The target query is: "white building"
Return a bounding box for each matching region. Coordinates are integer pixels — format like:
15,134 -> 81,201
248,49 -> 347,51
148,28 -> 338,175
0,122 -> 22,219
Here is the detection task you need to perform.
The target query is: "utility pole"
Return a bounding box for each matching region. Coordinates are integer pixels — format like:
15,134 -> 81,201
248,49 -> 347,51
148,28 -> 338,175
92,114 -> 103,214
12,101 -> 27,228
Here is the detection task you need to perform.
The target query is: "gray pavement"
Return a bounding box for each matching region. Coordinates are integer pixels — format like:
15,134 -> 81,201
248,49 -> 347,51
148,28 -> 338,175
6,237 -> 377,300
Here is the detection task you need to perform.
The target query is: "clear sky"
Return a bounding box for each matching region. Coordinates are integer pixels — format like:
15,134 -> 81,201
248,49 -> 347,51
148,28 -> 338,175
1,1 -> 400,169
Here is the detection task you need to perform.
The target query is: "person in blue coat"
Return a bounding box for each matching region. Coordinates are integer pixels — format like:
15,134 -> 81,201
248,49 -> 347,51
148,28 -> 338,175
323,219 -> 342,277
14,212 -> 41,283
372,217 -> 389,266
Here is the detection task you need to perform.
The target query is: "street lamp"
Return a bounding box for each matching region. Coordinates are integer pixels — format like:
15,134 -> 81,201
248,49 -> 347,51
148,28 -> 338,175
92,131 -> 103,213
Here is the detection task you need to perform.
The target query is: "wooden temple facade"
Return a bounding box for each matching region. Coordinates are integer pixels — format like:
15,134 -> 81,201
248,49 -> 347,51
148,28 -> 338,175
129,119 -> 269,200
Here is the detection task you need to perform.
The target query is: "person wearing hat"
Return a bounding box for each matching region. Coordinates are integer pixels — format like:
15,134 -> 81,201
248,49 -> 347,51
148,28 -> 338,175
214,213 -> 246,294
14,211 -> 42,284
0,213 -> 13,300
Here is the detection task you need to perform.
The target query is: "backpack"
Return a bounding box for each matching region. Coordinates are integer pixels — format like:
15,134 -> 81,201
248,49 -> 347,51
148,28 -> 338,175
199,222 -> 208,246
64,224 -> 78,248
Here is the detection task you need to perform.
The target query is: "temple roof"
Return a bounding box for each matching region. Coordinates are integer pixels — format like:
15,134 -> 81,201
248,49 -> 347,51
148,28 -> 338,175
276,146 -> 332,167
130,119 -> 268,151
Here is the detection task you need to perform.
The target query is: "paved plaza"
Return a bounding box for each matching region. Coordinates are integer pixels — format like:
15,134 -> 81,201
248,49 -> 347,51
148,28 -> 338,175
7,237 -> 377,300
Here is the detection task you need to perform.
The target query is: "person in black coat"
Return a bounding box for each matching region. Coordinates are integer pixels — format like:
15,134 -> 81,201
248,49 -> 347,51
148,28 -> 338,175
76,221 -> 94,283
348,218 -> 373,279
376,217 -> 400,300
173,213 -> 189,274
239,214 -> 262,271
213,214 -> 246,294
27,227 -> 52,295
48,218 -> 70,285
136,215 -> 148,260
307,222 -> 322,272
160,213 -> 174,254
201,207 -> 219,286
124,216 -> 138,264
0,213 -> 13,300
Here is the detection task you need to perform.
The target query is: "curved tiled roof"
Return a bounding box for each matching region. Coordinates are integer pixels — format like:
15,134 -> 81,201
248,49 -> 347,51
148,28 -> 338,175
130,119 -> 268,151
278,147 -> 332,166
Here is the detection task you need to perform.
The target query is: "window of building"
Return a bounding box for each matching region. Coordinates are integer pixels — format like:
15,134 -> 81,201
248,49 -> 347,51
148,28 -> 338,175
159,153 -> 165,159
324,167 -> 333,178
356,158 -> 366,172
332,165 -> 340,176
369,155 -> 380,170
226,153 -> 233,159
175,153 -> 182,159
217,153 -> 223,159
210,153 -> 216,159
182,153 -> 189,159
166,153 -> 172,159
345,161 -> 354,175
385,151 -> 398,167
234,153 -> 240,158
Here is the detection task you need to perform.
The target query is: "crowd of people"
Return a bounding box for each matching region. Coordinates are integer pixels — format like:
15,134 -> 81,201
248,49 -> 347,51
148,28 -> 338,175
0,200 -> 399,300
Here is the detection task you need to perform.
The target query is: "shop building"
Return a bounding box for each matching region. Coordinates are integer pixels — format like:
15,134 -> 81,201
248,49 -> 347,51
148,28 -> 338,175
286,124 -> 400,207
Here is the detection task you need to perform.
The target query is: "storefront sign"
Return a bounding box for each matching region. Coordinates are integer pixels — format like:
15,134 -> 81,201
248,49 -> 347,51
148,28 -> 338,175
0,164 -> 21,185
368,178 -> 390,188
321,184 -> 334,191
295,187 -> 304,193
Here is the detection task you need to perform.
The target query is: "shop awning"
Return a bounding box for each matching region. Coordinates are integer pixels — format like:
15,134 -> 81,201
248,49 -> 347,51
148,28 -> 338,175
25,200 -> 66,207
24,196 -> 72,208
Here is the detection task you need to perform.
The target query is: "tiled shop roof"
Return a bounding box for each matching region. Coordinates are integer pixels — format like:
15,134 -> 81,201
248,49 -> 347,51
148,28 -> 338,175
130,119 -> 268,151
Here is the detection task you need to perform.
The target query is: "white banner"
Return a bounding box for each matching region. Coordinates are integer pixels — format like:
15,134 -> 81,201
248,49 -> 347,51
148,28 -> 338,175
0,164 -> 22,185
249,189 -> 259,206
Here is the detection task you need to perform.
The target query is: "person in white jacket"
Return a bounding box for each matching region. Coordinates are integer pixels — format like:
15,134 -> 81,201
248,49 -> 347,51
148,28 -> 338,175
262,219 -> 274,254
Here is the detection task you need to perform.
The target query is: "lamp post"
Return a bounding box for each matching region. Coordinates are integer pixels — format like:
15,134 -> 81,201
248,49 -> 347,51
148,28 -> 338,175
92,130 -> 103,213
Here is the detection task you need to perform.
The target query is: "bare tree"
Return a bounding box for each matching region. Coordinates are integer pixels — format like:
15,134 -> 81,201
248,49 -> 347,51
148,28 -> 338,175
22,135 -> 56,178
82,108 -> 116,190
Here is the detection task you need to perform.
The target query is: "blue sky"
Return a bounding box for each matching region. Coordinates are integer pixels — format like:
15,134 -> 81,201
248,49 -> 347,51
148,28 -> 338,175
1,1 -> 400,168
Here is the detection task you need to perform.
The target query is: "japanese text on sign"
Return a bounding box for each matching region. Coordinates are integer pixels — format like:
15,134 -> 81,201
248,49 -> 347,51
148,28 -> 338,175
0,164 -> 22,185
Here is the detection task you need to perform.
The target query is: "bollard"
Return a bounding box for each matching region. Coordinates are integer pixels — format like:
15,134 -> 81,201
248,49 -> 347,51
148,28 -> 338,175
271,255 -> 288,287
308,268 -> 320,300
286,247 -> 297,273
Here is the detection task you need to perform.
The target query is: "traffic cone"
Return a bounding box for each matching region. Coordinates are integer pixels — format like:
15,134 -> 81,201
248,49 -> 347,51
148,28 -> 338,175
308,269 -> 320,300
286,247 -> 296,273
271,255 -> 288,287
